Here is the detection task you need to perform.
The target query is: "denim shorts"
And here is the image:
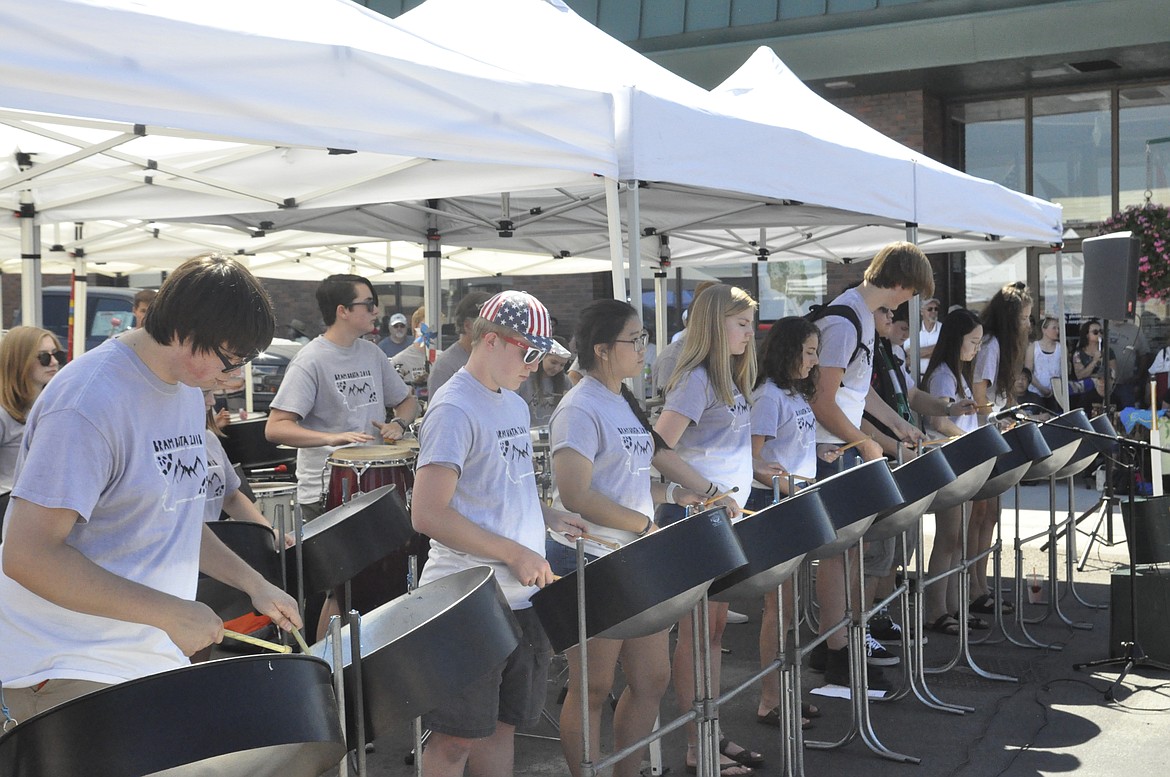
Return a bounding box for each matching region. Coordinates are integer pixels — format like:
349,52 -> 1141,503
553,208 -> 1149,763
545,537 -> 599,577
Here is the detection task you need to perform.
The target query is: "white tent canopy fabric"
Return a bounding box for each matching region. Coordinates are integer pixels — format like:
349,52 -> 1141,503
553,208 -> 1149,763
0,0 -> 618,217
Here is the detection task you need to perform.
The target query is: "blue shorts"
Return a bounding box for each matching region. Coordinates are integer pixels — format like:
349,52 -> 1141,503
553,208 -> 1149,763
545,537 -> 599,577
421,606 -> 552,738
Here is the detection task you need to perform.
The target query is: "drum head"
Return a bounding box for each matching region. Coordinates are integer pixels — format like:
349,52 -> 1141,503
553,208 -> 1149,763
327,442 -> 418,467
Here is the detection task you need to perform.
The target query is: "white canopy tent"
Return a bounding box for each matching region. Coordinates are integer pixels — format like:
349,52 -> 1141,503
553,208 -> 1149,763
0,0 -> 618,345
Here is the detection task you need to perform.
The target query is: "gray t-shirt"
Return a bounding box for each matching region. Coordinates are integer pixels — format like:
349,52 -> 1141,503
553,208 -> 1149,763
750,380 -> 817,483
973,335 -> 1006,409
518,371 -> 567,428
814,287 -> 875,443
663,365 -> 752,508
203,431 -> 242,522
925,367 -> 980,434
0,338 -> 207,686
416,369 -> 545,609
427,341 -> 470,397
0,409 -> 24,491
270,335 -> 411,504
652,337 -> 685,393
548,376 -> 654,553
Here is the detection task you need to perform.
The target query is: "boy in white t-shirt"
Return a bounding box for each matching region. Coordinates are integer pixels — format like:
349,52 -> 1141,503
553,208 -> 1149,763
412,290 -> 585,777
0,254 -> 301,725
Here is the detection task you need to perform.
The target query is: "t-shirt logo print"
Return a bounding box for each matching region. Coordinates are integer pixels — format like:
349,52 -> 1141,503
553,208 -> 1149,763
619,427 -> 654,475
496,425 -> 535,485
153,433 -> 208,510
333,369 -> 379,411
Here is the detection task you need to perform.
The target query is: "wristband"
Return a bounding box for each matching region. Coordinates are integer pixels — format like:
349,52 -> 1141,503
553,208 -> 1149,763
705,482 -> 719,498
391,417 -> 410,432
666,482 -> 681,505
636,515 -> 654,537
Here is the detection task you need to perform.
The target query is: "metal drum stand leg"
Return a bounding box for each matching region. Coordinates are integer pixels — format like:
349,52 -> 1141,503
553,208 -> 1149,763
1045,475 -> 1093,630
1064,478 -> 1108,609
1007,481 -> 1062,649
805,540 -> 920,764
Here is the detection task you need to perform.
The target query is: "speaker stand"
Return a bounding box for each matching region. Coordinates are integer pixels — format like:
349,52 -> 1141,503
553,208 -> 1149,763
1073,444 -> 1170,700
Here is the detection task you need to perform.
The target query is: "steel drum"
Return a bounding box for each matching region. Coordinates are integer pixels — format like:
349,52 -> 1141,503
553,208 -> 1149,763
970,422 -> 1053,500
866,451 -> 955,542
249,482 -> 297,524
530,506 -> 748,653
287,484 -> 413,599
309,566 -> 520,744
1041,409 -> 1099,480
1089,414 -> 1121,455
1023,410 -> 1090,480
708,487 -> 836,601
928,424 -> 1010,512
804,458 -> 904,560
0,655 -> 345,777
221,411 -> 295,470
198,521 -> 283,622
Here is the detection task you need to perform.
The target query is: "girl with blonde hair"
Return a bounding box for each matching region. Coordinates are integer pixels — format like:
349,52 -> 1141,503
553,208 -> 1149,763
0,327 -> 65,489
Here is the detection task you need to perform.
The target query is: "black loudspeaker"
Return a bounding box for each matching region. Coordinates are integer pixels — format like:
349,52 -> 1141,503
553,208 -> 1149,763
1110,567 -> 1170,663
1082,231 -> 1140,320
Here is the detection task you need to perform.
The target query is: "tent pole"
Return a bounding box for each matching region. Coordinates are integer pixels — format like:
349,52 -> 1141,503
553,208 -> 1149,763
424,200 -> 443,351
72,222 -> 88,358
907,223 -> 922,384
18,182 -> 42,329
626,180 -> 645,398
604,177 -> 625,303
1053,243 -> 1070,411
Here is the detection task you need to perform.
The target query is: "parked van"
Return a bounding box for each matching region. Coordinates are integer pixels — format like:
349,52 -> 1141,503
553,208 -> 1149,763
14,286 -> 139,352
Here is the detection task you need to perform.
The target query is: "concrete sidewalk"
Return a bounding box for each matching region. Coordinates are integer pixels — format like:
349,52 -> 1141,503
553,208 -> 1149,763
359,481 -> 1169,776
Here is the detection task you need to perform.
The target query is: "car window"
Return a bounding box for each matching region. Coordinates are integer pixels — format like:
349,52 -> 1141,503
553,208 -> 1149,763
91,297 -> 134,339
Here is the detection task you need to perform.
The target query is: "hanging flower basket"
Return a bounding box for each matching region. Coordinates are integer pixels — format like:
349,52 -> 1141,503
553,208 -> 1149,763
1099,203 -> 1170,302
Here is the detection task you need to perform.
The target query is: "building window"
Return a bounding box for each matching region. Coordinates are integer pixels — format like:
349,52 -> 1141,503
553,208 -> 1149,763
1032,91 -> 1112,226
1119,84 -> 1170,209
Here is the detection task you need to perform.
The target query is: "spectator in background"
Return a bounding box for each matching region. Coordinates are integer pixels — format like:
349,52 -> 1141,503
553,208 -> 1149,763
379,312 -> 412,358
0,327 -> 65,491
131,289 -> 157,330
391,306 -> 437,395
918,297 -> 942,375
428,291 -> 492,397
1107,318 -> 1149,408
518,336 -> 572,427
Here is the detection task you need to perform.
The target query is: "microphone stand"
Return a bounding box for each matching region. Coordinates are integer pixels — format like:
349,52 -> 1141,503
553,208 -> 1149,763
1065,428 -> 1170,700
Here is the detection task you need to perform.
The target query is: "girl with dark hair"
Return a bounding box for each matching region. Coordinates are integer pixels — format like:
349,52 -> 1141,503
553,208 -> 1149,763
970,282 -> 1033,620
1069,318 -> 1116,410
921,309 -> 985,633
0,327 -> 64,490
747,316 -> 838,731
654,283 -> 760,775
548,299 -> 725,777
519,335 -> 571,426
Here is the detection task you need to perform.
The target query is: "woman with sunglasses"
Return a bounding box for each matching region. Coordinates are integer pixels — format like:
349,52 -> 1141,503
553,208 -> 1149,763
655,283 -> 760,775
548,299 -> 724,777
0,327 -> 66,491
1070,318 -> 1116,411
519,335 -> 572,426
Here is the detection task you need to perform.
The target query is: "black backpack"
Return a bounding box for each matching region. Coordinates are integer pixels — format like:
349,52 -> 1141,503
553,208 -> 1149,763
805,304 -> 871,366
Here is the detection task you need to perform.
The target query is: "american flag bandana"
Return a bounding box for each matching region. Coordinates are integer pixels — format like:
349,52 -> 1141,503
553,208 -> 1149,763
479,290 -> 555,353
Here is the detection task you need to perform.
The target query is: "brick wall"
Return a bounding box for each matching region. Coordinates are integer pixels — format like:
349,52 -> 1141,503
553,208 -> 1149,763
509,272 -> 613,342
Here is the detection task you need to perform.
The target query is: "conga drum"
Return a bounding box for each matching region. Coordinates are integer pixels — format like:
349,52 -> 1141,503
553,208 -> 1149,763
0,655 -> 345,777
325,442 -> 419,510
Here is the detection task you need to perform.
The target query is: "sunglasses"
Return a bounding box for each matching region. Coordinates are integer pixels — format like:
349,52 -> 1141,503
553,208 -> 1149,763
345,299 -> 378,313
500,334 -> 545,365
214,345 -> 260,374
36,350 -> 67,367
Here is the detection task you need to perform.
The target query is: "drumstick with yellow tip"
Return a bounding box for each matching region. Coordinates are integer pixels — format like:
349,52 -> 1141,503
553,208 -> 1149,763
702,487 -> 739,507
834,439 -> 869,455
222,629 -> 292,654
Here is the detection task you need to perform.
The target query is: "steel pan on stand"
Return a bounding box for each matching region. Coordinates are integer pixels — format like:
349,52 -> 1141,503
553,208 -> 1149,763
0,655 -> 345,777
530,505 -> 748,653
971,423 -> 1051,501
928,424 -> 1010,512
309,566 -> 520,746
804,458 -> 904,561
221,411 -> 295,471
197,521 -> 284,624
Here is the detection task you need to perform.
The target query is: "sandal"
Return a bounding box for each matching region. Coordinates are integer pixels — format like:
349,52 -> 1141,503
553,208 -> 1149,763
756,707 -> 813,730
926,614 -> 961,636
719,738 -> 765,768
970,592 -> 1015,615
960,612 -> 990,630
686,745 -> 753,775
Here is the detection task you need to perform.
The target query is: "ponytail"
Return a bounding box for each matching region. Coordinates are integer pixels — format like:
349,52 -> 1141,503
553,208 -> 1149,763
619,384 -> 670,455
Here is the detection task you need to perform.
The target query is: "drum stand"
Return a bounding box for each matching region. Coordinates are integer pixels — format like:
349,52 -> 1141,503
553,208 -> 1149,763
920,502 -> 1017,685
804,536 -> 920,766
319,608 -> 371,777
1024,474 -> 1095,631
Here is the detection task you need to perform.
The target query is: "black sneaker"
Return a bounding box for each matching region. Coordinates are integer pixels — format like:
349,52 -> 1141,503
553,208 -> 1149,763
808,640 -> 828,673
823,646 -> 850,686
869,611 -> 903,645
865,663 -> 895,693
865,629 -> 901,666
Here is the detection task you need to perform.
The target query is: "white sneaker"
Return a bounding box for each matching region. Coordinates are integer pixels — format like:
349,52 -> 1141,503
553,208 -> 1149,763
726,609 -> 750,624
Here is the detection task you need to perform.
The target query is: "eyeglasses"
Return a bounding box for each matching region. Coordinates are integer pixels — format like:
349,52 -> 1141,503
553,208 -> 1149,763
36,350 -> 67,367
214,345 -> 259,374
614,331 -> 649,352
345,299 -> 378,313
924,307 -> 939,312
500,334 -> 545,365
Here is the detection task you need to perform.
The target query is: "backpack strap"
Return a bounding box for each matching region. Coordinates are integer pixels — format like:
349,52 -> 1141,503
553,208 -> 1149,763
806,304 -> 871,365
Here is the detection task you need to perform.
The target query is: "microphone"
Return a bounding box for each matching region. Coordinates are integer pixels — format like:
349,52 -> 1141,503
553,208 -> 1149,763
989,404 -> 1045,423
